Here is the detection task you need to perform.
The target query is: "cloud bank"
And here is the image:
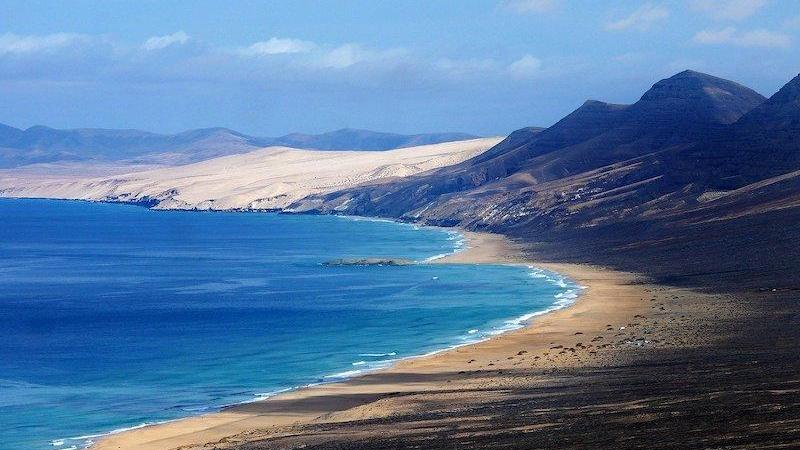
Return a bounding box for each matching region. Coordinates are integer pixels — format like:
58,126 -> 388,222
0,31 -> 548,86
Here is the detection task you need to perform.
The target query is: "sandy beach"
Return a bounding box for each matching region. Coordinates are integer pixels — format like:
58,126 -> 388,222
91,230 -> 673,450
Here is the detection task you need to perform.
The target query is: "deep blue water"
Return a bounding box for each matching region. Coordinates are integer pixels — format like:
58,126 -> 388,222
0,198 -> 578,450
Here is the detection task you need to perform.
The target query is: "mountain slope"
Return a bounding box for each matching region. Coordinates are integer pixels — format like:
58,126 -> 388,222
299,70 -> 766,228
673,73 -> 800,190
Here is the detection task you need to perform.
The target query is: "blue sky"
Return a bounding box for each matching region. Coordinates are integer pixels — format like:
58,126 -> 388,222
1,0 -> 799,136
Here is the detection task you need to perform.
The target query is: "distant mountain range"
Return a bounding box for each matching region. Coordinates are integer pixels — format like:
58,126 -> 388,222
0,125 -> 478,168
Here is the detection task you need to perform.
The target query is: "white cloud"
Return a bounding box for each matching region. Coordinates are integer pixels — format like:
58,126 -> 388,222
507,54 -> 542,78
503,0 -> 560,14
434,55 -> 547,80
312,44 -> 406,70
690,0 -> 767,21
0,33 -> 90,54
605,4 -> 669,31
318,44 -> 367,68
692,26 -> 791,48
238,37 -> 316,56
142,31 -> 190,51
0,30 -> 553,88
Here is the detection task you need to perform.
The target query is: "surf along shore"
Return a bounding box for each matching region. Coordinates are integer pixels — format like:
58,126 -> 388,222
91,230 -> 689,450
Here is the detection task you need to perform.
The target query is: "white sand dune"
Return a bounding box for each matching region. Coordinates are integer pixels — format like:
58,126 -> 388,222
0,137 -> 502,211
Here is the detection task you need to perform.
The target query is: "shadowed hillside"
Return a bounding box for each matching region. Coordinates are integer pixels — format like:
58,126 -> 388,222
300,70 -> 768,230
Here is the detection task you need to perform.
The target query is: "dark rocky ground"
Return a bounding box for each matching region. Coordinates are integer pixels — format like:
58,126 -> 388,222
222,207 -> 800,450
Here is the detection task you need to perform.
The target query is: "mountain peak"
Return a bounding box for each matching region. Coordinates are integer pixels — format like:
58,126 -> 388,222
760,72 -> 800,108
734,73 -> 800,131
632,70 -> 765,125
671,69 -> 718,80
577,99 -> 629,112
641,70 -> 761,102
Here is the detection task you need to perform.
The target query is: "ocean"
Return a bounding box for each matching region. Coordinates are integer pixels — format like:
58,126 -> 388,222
0,198 -> 580,450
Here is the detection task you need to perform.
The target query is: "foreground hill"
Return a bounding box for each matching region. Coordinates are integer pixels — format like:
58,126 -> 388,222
0,125 -> 478,168
0,138 -> 501,210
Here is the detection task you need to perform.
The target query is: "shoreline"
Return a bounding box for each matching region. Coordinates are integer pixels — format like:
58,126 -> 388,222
91,229 -> 652,450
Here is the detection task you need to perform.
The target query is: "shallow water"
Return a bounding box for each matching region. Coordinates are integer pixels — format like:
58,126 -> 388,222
0,198 -> 579,450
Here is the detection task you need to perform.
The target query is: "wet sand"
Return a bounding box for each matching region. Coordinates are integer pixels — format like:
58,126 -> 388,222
92,231 -> 677,450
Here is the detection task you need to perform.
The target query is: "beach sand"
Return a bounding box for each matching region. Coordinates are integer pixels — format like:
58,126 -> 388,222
91,230 -> 682,450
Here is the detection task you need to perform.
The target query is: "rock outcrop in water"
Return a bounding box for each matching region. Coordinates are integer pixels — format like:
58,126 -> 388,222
323,258 -> 415,266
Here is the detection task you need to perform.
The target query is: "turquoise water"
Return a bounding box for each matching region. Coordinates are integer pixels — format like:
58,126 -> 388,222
0,198 -> 579,450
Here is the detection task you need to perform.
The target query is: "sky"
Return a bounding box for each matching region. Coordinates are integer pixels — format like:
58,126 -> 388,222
1,0 -> 799,136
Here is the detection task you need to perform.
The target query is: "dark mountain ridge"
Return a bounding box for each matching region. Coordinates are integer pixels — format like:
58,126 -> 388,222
674,73 -> 800,190
299,70 -> 770,230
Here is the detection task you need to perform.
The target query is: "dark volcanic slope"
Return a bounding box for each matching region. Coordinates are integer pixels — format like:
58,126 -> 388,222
675,73 -> 800,189
299,70 -> 767,230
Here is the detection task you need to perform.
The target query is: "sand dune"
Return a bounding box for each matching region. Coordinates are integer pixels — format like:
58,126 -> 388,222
0,137 -> 502,210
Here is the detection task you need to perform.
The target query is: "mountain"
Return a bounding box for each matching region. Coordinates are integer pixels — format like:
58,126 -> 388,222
267,69 -> 800,304
0,125 -> 479,169
298,70 -> 767,228
627,70 -> 764,127
6,68 -> 798,236
673,73 -> 800,190
0,126 -> 268,168
0,123 -> 23,142
271,128 -> 478,151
